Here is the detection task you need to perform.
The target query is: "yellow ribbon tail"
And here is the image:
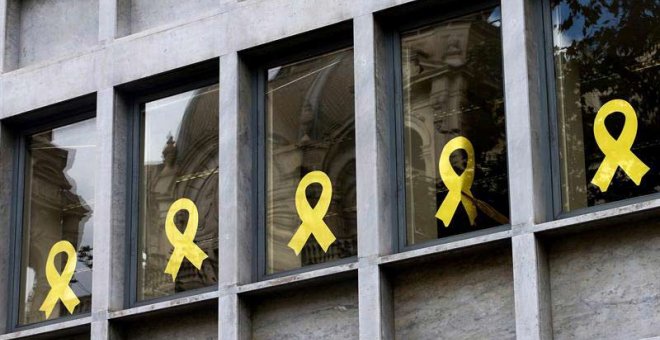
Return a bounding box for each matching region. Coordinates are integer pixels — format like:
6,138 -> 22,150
312,223 -> 337,252
591,160 -> 618,192
461,193 -> 478,226
620,156 -> 650,185
435,191 -> 461,227
288,226 -> 312,255
39,290 -> 60,319
60,287 -> 81,314
186,245 -> 209,270
164,252 -> 184,281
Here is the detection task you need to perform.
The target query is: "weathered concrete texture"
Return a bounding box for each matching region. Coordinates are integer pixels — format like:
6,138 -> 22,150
251,280 -> 359,339
392,246 -> 515,339
547,221 -> 660,340
12,0 -> 99,68
123,0 -> 219,35
119,307 -> 218,340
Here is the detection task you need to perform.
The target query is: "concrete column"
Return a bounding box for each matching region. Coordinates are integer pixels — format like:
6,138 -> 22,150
512,234 -> 551,340
1,0 -> 19,72
354,14 -> 395,340
98,0 -> 118,43
502,0 -> 553,338
91,88 -> 129,339
218,52 -> 252,340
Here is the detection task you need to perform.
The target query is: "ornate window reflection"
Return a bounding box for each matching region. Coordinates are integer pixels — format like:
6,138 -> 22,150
552,0 -> 659,212
265,48 -> 357,275
137,84 -> 219,301
18,118 -> 96,325
400,7 -> 509,246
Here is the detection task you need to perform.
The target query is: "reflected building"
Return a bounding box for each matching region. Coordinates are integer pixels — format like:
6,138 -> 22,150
266,49 -> 358,273
401,10 -> 508,243
21,134 -> 93,324
140,86 -> 219,298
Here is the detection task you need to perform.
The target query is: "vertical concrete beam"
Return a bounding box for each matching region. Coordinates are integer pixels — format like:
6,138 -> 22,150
0,0 -> 7,73
98,0 -> 118,43
218,53 -> 252,340
1,0 -> 19,72
354,14 -> 394,340
502,1 -> 553,337
91,88 -> 129,339
512,234 -> 551,340
502,0 -> 552,227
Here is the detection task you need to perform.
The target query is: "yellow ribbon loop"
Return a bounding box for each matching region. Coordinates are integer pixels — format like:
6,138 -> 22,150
164,198 -> 208,281
435,136 -> 477,227
591,99 -> 650,192
288,171 -> 337,255
39,240 -> 80,319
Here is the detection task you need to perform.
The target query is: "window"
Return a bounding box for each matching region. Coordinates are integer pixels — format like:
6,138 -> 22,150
397,6 -> 509,246
262,47 -> 357,275
135,83 -> 219,301
17,117 -> 96,325
551,0 -> 659,213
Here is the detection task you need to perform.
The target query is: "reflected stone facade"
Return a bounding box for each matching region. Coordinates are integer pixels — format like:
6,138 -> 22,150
140,86 -> 219,298
266,49 -> 358,273
402,9 -> 509,244
21,134 -> 93,324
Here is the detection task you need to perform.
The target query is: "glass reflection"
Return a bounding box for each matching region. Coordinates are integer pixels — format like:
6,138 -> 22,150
552,0 -> 659,212
266,48 -> 357,275
137,84 -> 219,301
19,118 -> 96,325
401,7 -> 509,245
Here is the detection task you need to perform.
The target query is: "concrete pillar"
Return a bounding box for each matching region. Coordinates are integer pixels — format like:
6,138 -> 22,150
502,0 -> 553,338
354,14 -> 395,340
218,52 -> 252,340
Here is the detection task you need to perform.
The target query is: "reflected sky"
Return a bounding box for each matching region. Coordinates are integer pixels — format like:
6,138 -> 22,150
144,91 -> 194,164
553,0 -> 621,48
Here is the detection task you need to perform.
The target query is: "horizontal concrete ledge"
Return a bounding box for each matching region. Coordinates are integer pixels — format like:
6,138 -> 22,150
237,262 -> 358,296
108,290 -> 219,320
519,197 -> 660,236
0,316 -> 91,340
379,228 -> 513,266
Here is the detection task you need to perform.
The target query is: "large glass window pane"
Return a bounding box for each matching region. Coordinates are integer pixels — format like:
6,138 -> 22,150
19,118 -> 96,325
137,84 -> 219,301
401,7 -> 509,246
265,48 -> 357,275
552,1 -> 659,212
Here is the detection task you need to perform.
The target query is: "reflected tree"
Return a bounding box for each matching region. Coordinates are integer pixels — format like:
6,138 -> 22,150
552,0 -> 659,208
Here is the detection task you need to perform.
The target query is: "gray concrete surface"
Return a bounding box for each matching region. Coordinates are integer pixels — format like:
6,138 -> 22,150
548,221 -> 660,340
251,280 -> 359,340
392,246 -> 516,339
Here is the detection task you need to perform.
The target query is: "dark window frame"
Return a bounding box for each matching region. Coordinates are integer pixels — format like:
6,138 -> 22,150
125,75 -> 220,308
241,21 -> 358,281
540,0 -> 660,219
377,0 -> 512,252
6,95 -> 96,332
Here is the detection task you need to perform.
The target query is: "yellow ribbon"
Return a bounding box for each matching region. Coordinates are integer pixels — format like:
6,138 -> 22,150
164,198 -> 208,281
288,171 -> 337,255
435,136 -> 477,227
591,99 -> 650,192
39,240 -> 80,319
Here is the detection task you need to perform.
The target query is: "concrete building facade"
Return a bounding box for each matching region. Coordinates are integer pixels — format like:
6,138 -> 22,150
0,0 -> 658,339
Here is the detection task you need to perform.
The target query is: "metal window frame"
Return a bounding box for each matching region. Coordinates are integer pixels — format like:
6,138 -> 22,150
125,77 -> 220,308
242,22 -> 359,281
378,0 -> 512,252
6,104 -> 96,332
